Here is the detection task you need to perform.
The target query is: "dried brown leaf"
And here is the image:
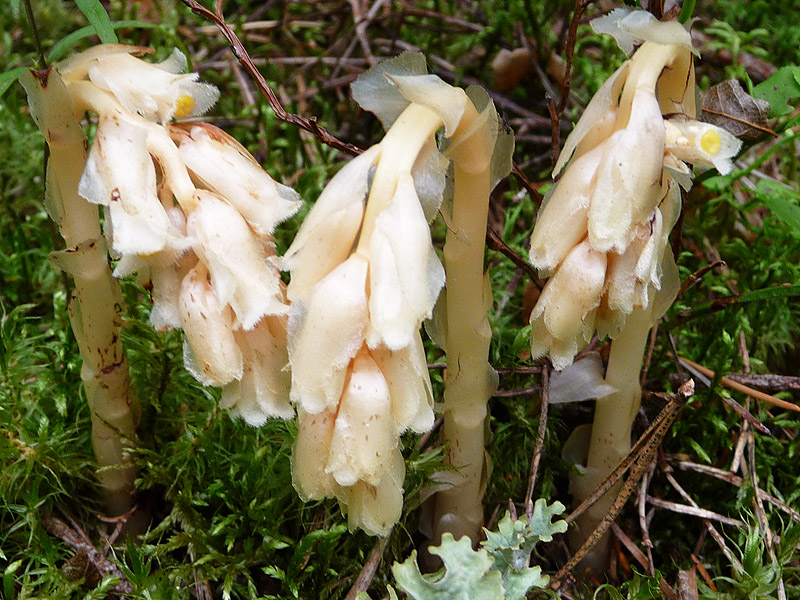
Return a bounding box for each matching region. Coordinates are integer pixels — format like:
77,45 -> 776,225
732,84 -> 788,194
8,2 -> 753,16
701,79 -> 774,142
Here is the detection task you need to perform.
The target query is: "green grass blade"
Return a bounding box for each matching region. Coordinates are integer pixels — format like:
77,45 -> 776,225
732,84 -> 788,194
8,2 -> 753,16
47,20 -> 158,63
0,67 -> 29,98
75,0 -> 118,44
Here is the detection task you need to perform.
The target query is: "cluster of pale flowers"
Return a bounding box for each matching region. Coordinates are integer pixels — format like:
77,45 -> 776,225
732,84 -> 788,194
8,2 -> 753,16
58,45 -> 301,424
286,52 -> 508,535
528,9 -> 742,370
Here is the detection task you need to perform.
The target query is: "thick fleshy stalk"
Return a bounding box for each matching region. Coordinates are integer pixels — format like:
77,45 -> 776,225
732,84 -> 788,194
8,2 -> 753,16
21,67 -> 139,517
431,97 -> 506,545
568,306 -> 653,568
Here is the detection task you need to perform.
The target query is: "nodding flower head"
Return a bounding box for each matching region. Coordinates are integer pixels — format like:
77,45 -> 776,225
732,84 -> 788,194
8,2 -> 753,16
80,47 -> 219,123
527,10 -> 742,369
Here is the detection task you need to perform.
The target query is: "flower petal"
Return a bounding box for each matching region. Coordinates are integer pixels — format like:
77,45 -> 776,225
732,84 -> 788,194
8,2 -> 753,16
175,123 -> 301,237
78,114 -> 171,255
179,263 -> 243,386
188,190 -> 287,329
367,173 -> 445,350
283,146 -> 378,301
327,349 -> 396,487
288,254 -> 370,414
221,315 -> 292,424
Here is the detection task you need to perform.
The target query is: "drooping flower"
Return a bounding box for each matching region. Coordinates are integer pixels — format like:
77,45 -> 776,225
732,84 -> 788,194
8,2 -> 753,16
78,114 -> 175,256
79,47 -> 219,123
284,52 -> 509,536
60,43 -> 299,425
527,11 -> 742,369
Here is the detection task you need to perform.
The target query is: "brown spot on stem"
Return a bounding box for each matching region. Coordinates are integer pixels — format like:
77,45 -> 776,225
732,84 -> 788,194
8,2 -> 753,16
31,66 -> 53,87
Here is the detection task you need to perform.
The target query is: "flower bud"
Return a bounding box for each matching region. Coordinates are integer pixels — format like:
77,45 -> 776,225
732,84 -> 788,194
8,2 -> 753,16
174,123 -> 301,238
79,114 -> 172,256
337,449 -> 405,537
179,263 -> 243,386
282,146 -> 378,301
327,349 -> 396,487
530,240 -> 607,370
221,315 -> 292,424
288,254 -> 369,414
292,407 -> 338,501
367,172 -> 445,350
588,86 -> 665,253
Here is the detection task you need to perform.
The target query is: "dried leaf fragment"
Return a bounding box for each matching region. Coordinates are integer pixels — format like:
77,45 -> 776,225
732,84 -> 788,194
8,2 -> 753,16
702,79 -> 773,141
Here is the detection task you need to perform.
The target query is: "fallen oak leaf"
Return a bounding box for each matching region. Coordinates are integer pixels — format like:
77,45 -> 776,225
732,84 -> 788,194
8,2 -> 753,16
702,79 -> 775,141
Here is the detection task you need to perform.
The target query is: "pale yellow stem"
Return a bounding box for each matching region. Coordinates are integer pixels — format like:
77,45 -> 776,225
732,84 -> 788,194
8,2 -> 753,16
571,305 -> 654,569
617,42 -> 682,127
431,100 -> 497,545
21,67 -> 139,517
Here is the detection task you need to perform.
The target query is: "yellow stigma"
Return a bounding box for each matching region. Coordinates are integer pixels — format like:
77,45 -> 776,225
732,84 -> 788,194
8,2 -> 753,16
175,94 -> 195,119
700,129 -> 721,155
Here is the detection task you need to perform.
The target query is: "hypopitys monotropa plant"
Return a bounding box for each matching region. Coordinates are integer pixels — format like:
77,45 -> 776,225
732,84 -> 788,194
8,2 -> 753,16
526,9 -> 741,565
285,52 -> 512,538
23,43 -> 302,515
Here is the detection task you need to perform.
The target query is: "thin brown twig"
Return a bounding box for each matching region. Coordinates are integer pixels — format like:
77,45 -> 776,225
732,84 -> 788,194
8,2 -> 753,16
673,459 -> 800,523
525,366 -> 549,519
677,260 -> 726,299
663,471 -> 744,573
557,0 -> 590,116
546,97 -> 560,168
345,537 -> 389,600
724,372 -> 800,392
638,461 -> 655,552
494,385 -> 541,398
486,224 -> 540,285
551,380 -> 694,590
646,496 -> 746,528
679,356 -> 800,413
180,0 -> 363,157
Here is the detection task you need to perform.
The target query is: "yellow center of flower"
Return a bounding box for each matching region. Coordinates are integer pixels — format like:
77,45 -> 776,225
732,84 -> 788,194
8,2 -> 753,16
175,94 -> 195,119
700,129 -> 721,155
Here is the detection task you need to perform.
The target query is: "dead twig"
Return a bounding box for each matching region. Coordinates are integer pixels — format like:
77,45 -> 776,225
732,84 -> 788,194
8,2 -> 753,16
646,496 -> 746,528
180,0 -> 363,157
345,537 -> 389,600
525,366 -> 549,519
672,459 -> 800,524
42,515 -> 133,594
551,380 -> 694,590
557,0 -> 590,117
679,356 -> 800,413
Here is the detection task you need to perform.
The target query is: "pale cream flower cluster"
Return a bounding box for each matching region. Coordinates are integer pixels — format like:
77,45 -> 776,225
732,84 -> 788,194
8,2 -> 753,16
285,52 -> 509,535
59,45 -> 301,424
528,10 -> 742,370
